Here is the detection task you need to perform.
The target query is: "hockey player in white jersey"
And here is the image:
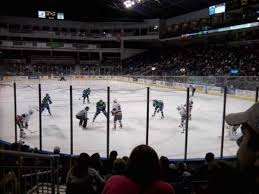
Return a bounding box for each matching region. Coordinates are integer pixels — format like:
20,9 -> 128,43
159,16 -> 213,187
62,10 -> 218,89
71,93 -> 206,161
177,105 -> 187,133
111,99 -> 122,130
16,109 -> 34,139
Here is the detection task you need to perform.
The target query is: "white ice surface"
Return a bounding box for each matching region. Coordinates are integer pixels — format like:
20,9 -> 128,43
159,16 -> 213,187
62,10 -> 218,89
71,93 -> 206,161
0,79 -> 254,159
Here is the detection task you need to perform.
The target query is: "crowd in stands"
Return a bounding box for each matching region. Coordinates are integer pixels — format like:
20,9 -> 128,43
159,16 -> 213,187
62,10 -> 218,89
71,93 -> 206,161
125,46 -> 259,76
2,45 -> 259,77
4,63 -> 76,76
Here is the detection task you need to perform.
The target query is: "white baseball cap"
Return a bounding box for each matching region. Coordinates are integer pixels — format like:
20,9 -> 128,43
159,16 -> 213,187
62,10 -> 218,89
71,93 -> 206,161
226,102 -> 259,134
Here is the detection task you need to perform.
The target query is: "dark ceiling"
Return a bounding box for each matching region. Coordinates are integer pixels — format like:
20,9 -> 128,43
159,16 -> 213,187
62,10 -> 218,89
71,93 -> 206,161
0,0 -> 225,22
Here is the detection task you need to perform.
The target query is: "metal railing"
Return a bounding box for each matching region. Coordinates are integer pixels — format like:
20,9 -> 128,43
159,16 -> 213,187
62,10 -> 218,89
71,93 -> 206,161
0,149 -> 60,194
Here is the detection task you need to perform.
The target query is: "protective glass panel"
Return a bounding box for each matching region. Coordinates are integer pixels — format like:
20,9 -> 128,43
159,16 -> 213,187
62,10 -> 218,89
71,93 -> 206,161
187,82 -> 222,158
110,78 -> 146,157
223,83 -> 256,157
41,76 -> 70,153
0,78 -> 15,144
73,76 -> 107,156
16,77 -> 39,148
149,77 -> 185,159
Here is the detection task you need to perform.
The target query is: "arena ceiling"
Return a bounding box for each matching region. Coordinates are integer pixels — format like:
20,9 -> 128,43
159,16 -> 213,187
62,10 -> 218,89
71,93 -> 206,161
0,0 -> 225,21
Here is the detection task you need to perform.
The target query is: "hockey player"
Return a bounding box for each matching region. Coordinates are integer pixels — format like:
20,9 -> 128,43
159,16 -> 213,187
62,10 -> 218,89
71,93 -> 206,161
189,85 -> 196,96
41,93 -> 52,115
177,105 -> 187,133
82,88 -> 91,104
76,106 -> 89,129
152,99 -> 164,119
111,99 -> 123,130
93,99 -> 107,122
16,109 -> 34,138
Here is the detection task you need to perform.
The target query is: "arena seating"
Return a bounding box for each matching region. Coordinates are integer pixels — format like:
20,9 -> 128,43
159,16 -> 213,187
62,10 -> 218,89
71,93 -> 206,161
124,46 -> 259,76
0,141 -> 243,194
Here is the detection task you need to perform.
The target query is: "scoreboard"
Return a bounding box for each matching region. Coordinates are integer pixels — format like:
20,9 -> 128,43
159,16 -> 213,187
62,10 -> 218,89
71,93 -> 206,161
38,11 -> 64,20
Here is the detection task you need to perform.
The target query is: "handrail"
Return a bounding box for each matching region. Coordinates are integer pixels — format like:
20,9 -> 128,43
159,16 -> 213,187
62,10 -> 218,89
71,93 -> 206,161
0,149 -> 59,159
22,170 -> 52,178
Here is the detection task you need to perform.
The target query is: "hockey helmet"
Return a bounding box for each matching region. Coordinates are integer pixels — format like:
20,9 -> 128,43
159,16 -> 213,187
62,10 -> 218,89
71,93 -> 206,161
113,99 -> 117,103
176,105 -> 181,111
85,106 -> 89,111
46,93 -> 49,96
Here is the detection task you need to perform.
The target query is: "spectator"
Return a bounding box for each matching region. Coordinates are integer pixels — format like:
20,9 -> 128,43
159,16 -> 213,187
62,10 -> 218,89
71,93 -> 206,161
194,152 -> 217,180
177,162 -> 191,177
102,144 -> 175,194
53,146 -> 60,154
160,156 -> 171,182
122,156 -> 129,163
103,150 -> 118,175
90,153 -> 103,172
199,103 -> 259,194
226,102 -> 259,193
112,158 -> 126,175
66,153 -> 105,194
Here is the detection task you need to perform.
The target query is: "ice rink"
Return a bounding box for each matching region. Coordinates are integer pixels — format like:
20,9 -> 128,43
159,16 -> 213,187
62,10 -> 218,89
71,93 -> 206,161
0,79 -> 254,159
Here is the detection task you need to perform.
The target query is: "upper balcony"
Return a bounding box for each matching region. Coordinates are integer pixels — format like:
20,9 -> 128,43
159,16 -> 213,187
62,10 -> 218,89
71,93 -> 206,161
0,16 -> 159,41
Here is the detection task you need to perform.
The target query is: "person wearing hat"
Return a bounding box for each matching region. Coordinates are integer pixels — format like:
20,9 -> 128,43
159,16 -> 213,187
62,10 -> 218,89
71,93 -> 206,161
226,102 -> 259,193
76,106 -> 89,129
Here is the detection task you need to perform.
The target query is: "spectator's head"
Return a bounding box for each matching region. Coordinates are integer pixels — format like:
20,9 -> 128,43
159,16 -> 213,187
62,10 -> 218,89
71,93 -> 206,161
112,158 -> 126,175
160,156 -> 170,170
177,162 -> 187,173
122,156 -> 129,163
125,144 -> 160,186
109,150 -> 118,160
226,102 -> 259,173
74,153 -> 90,178
90,152 -> 101,170
169,163 -> 177,170
53,146 -> 60,154
205,152 -> 215,163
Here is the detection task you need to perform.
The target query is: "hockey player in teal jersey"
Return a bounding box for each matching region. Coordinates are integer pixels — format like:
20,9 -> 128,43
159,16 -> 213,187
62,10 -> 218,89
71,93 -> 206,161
82,88 -> 91,104
41,93 -> 52,115
93,99 -> 107,122
152,99 -> 164,119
